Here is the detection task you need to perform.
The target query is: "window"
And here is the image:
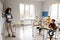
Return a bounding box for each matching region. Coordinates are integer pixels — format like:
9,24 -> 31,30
58,4 -> 60,19
20,4 -> 24,19
19,4 -> 35,20
25,4 -> 29,19
30,5 -> 35,19
49,3 -> 60,20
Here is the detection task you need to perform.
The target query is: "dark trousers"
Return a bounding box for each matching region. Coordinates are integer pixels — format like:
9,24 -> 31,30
48,30 -> 55,36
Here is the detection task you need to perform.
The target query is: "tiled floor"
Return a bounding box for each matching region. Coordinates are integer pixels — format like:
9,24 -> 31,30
1,25 -> 60,40
2,25 -> 32,40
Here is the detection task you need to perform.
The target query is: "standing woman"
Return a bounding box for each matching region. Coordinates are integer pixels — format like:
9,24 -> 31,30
2,8 -> 16,37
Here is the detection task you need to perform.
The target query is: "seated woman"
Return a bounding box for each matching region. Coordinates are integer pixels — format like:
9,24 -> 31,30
33,16 -> 39,26
48,19 -> 57,36
34,19 -> 43,35
36,20 -> 44,35
46,16 -> 51,27
38,20 -> 43,35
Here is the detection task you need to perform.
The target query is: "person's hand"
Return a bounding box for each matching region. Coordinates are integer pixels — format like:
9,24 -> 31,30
49,26 -> 51,28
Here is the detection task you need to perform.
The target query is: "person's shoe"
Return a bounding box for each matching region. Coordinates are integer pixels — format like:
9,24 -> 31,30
12,35 -> 16,37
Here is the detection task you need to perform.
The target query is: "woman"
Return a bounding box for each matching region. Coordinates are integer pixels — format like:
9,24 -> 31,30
2,8 -> 16,37
46,16 -> 51,27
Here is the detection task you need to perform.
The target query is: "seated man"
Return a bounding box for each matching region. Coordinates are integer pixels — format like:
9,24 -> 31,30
48,19 -> 57,36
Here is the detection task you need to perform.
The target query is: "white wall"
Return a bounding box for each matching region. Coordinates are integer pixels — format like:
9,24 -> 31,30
41,0 -> 60,20
42,0 -> 60,11
3,0 -> 60,22
4,0 -> 42,23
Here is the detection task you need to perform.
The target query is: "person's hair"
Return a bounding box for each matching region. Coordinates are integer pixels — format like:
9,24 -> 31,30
48,16 -> 50,17
52,19 -> 55,22
5,8 -> 12,14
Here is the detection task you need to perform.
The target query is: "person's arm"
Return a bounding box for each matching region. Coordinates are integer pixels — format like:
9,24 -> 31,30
49,23 -> 51,28
55,23 -> 57,28
11,14 -> 13,19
